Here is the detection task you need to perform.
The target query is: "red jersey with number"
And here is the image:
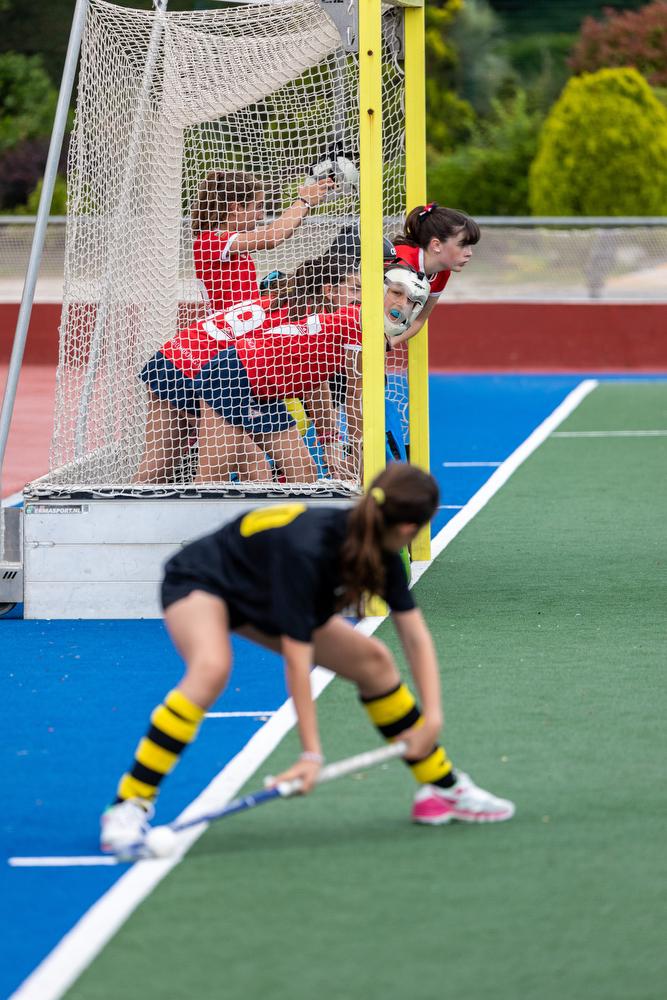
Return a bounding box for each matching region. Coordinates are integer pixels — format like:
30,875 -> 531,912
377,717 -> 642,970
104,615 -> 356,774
237,304 -> 362,400
160,300 -> 362,394
394,244 -> 450,297
193,230 -> 260,310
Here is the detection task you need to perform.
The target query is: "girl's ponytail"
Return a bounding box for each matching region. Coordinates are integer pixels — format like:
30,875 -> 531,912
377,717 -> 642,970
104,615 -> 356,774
339,464 -> 439,615
396,204 -> 480,250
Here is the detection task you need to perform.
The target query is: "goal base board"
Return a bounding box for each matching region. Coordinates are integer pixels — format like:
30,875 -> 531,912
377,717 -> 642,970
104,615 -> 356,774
21,495 -> 352,619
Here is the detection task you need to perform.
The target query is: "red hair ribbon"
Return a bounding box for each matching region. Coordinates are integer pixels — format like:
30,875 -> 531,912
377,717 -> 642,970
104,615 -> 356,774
418,202 -> 438,218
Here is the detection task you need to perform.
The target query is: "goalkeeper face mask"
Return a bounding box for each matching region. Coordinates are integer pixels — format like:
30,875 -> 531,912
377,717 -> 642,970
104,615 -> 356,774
383,266 -> 430,338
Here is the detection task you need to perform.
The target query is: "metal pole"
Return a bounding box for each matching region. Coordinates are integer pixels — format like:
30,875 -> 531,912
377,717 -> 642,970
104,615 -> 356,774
0,0 -> 91,495
74,0 -> 170,456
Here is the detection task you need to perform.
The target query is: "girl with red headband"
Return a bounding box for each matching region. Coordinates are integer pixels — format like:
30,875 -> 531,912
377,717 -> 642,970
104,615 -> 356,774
390,204 -> 480,346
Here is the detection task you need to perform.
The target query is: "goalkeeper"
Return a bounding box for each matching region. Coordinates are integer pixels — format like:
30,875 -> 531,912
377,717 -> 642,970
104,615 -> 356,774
101,462 -> 515,857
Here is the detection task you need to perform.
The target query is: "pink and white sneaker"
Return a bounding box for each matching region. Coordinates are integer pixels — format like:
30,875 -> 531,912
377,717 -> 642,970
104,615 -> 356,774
412,772 -> 515,825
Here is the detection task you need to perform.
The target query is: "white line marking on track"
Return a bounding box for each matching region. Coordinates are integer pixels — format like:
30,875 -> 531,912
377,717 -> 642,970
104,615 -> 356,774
205,711 -> 276,718
10,857 -> 120,868
7,378 -> 598,1000
2,490 -> 23,506
442,461 -> 502,467
438,505 -> 464,510
551,429 -> 667,438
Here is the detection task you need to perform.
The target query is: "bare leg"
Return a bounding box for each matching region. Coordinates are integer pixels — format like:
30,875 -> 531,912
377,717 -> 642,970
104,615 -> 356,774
164,591 -> 234,707
237,615 -> 399,698
135,392 -> 196,483
196,402 -> 272,482
255,426 -> 318,483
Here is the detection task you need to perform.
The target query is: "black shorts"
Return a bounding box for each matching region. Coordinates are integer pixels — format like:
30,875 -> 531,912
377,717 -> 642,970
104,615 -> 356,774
161,571 -> 248,630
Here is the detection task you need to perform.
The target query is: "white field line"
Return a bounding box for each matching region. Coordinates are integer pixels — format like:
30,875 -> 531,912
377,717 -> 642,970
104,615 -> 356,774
442,461 -> 502,467
410,379 -> 598,587
7,378 -> 597,1000
552,429 -> 667,438
2,490 -> 23,506
205,711 -> 276,718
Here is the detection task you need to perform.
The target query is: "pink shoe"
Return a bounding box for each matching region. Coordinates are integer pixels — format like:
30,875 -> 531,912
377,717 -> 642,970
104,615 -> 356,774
412,772 -> 515,825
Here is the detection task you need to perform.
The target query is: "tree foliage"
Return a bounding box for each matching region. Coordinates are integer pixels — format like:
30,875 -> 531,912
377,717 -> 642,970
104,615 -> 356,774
428,90 -> 542,215
0,52 -> 57,150
569,1 -> 667,87
425,0 -> 476,151
529,67 -> 667,215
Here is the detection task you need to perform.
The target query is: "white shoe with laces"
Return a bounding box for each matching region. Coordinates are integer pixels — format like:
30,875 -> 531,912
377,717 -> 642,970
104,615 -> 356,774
412,771 -> 515,825
100,798 -> 155,858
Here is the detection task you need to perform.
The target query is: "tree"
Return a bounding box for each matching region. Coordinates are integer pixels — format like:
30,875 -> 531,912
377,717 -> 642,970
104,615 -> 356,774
529,67 -> 667,215
0,52 -> 57,150
569,1 -> 667,87
425,0 -> 476,152
428,90 -> 542,215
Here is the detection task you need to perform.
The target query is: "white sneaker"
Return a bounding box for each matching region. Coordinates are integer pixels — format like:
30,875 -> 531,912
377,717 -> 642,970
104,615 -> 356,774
100,798 -> 155,858
412,772 -> 515,825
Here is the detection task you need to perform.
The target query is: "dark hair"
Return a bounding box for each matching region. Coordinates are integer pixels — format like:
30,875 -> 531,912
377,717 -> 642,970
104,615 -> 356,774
395,204 -> 480,250
191,169 -> 264,235
339,463 -> 439,616
270,249 -> 356,320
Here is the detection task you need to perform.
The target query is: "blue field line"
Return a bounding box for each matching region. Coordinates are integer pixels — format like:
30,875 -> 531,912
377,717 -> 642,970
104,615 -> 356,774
1,373 -> 664,998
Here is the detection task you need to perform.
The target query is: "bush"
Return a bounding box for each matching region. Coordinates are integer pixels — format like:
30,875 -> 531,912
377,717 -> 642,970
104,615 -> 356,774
428,91 -> 543,215
0,52 -> 57,150
529,67 -> 667,215
502,33 -> 575,112
425,0 -> 477,151
569,2 -> 667,87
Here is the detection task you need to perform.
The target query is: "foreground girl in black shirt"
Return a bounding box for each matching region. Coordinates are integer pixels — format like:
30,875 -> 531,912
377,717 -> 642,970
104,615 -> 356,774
102,463 -> 513,856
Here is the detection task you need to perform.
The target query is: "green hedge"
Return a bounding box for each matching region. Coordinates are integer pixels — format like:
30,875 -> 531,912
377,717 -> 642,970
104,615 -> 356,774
428,92 -> 542,215
529,67 -> 667,215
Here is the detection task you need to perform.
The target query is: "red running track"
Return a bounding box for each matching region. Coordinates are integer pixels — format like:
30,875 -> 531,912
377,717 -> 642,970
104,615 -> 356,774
0,366 -> 55,497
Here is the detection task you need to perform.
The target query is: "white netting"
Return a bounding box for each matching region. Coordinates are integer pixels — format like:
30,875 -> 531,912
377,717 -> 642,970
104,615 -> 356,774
33,0 -> 406,497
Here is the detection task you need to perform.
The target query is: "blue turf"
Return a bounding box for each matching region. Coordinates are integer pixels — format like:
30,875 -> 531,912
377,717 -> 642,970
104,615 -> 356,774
1,373 -> 664,996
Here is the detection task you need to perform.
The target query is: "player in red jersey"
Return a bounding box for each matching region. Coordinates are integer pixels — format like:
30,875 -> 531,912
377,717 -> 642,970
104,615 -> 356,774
139,250 -> 363,483
194,254 -> 430,483
191,168 -> 334,311
390,204 -> 480,346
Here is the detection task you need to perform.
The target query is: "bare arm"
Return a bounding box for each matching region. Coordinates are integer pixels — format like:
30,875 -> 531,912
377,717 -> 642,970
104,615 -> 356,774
388,294 -> 438,348
391,608 -> 444,757
272,635 -> 322,792
232,178 -> 334,253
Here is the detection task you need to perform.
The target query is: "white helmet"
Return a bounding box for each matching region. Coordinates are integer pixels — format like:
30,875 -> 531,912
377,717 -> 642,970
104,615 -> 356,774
383,265 -> 430,338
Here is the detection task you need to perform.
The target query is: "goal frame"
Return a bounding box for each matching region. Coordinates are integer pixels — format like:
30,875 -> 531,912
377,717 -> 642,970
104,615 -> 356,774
0,0 -> 431,616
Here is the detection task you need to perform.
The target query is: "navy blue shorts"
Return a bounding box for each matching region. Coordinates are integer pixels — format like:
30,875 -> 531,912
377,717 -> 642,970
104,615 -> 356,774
198,347 -> 294,437
140,352 -> 200,417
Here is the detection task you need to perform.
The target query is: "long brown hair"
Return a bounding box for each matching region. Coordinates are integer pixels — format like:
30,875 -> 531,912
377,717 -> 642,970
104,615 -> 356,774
191,169 -> 264,235
340,463 -> 439,616
395,204 -> 480,250
270,249 -> 356,320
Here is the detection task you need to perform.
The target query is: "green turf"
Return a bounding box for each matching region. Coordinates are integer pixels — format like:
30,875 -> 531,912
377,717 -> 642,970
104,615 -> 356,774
67,383 -> 667,1000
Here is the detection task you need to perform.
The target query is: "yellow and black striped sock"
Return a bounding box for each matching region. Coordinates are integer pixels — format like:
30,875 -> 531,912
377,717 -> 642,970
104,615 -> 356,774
115,689 -> 205,804
361,682 -> 456,788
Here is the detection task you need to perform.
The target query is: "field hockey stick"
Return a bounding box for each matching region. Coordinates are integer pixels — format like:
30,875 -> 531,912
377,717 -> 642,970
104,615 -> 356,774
173,739 -> 408,832
133,741 -> 408,859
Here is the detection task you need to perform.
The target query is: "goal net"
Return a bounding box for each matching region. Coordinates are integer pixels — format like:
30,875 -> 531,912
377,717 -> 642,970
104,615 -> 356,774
29,0 -> 408,498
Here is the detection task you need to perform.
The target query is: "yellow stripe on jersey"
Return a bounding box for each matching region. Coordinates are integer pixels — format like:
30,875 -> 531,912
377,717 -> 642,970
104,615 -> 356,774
240,503 -> 307,538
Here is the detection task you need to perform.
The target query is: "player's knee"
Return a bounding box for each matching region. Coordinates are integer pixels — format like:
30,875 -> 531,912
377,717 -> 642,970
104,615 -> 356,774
363,638 -> 398,688
186,654 -> 230,701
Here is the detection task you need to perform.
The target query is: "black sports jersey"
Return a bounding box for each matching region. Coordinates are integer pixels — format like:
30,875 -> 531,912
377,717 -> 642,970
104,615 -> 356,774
162,504 -> 415,642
